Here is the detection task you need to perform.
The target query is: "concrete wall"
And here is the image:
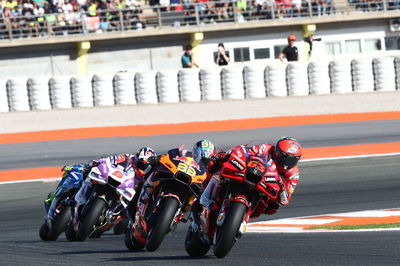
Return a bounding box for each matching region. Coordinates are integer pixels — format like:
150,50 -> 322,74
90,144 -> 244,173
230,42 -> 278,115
0,19 -> 399,77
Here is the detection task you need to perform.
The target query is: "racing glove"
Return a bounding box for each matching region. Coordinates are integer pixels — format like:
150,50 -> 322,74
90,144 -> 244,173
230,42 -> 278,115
148,155 -> 161,167
276,176 -> 289,206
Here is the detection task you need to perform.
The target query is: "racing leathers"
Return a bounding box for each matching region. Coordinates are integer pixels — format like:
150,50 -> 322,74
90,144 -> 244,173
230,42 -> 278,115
72,154 -> 146,227
202,144 -> 300,215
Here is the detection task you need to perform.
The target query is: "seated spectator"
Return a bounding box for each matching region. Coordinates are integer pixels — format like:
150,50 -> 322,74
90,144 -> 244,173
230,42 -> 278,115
214,0 -> 228,20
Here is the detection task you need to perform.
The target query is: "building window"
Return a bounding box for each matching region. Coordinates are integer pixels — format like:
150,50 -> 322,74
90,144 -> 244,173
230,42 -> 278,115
385,36 -> 400,50
345,39 -> 361,54
233,47 -> 250,62
274,45 -> 286,59
254,48 -> 270,59
364,39 -> 381,52
325,42 -> 341,56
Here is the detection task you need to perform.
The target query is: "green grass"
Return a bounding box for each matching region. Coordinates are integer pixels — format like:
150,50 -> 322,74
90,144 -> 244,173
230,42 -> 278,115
306,222 -> 400,230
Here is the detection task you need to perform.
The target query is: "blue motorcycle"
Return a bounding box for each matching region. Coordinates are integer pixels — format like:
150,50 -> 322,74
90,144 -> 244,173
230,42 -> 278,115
39,164 -> 85,241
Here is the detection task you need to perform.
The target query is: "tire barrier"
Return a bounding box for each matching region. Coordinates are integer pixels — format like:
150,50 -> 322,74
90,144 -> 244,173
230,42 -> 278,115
265,64 -> 287,97
351,58 -> 374,93
157,70 -> 180,103
221,67 -> 245,100
373,57 -> 396,91
7,78 -> 30,111
49,76 -> 72,109
27,77 -> 52,110
0,79 -> 9,112
93,74 -> 115,106
200,68 -> 222,101
395,56 -> 400,91
308,62 -> 330,95
135,71 -> 158,104
329,60 -> 352,94
2,55 -> 399,113
113,72 -> 136,105
287,62 -> 309,96
178,69 -> 201,102
70,75 -> 94,108
243,65 -> 266,99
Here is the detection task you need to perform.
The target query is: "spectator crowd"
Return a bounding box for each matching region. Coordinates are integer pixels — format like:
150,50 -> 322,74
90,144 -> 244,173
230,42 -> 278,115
0,0 -> 396,39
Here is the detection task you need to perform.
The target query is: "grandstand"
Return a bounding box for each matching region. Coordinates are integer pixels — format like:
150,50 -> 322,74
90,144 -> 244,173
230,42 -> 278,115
0,0 -> 399,76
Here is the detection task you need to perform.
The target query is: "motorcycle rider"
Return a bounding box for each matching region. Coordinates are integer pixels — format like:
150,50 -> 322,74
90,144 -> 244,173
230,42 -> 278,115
129,139 -> 217,243
70,147 -> 156,231
191,137 -> 302,235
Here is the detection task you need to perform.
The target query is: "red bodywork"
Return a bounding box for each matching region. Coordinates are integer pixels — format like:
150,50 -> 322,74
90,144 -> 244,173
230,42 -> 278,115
203,145 -> 281,238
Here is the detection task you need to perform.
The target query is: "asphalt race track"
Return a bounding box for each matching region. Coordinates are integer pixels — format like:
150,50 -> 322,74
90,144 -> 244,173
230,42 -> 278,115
1,121 -> 400,265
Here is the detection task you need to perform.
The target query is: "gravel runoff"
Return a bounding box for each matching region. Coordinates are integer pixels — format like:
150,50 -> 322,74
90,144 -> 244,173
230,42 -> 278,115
1,91 -> 399,134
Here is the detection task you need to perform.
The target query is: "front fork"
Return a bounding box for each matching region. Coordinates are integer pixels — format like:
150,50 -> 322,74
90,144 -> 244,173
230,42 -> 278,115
215,195 -> 252,236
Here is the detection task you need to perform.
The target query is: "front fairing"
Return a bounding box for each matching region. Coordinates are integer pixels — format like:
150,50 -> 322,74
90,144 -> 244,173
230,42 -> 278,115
153,148 -> 207,196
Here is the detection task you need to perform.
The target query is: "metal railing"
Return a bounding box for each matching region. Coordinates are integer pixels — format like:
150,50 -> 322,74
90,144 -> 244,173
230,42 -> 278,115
0,0 -> 398,41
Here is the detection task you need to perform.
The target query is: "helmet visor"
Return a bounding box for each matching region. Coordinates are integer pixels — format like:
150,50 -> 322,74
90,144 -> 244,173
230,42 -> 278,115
277,151 -> 300,169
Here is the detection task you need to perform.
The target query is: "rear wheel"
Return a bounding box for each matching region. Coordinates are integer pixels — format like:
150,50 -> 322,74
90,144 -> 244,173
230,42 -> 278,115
113,215 -> 129,235
145,197 -> 179,252
124,226 -> 145,251
39,205 -> 71,241
213,201 -> 247,258
65,220 -> 77,241
39,223 -> 50,241
76,198 -> 106,241
185,225 -> 211,257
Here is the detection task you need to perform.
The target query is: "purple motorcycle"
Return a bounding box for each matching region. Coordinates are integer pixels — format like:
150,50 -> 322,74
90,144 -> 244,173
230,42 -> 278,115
65,158 -> 136,241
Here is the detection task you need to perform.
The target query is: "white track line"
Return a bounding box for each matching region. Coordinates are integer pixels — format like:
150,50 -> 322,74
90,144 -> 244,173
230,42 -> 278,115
247,208 -> 400,233
301,152 -> 400,162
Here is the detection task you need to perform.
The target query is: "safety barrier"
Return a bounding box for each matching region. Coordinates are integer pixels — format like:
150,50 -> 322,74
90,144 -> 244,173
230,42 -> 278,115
373,57 -> 396,91
113,72 -> 136,105
308,62 -> 330,95
0,56 -> 399,112
351,59 -> 374,93
49,76 -> 72,109
157,70 -> 179,103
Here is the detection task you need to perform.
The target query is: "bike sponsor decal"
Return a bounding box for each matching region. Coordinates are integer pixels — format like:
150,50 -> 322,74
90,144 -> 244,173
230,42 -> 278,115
265,177 -> 277,183
173,156 -> 200,171
230,158 -> 245,171
259,182 -> 267,189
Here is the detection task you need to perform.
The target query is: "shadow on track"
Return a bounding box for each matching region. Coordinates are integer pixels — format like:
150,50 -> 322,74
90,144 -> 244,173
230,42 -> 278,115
60,249 -> 131,255
110,255 -> 213,262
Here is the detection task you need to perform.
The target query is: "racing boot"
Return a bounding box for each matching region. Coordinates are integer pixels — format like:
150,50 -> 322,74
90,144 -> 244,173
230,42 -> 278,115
185,200 -> 211,256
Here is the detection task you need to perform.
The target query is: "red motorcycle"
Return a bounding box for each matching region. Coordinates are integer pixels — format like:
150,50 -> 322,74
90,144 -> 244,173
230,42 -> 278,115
185,145 -> 281,258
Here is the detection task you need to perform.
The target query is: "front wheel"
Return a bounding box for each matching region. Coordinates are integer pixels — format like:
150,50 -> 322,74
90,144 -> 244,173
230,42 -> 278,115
76,198 -> 106,241
145,197 -> 179,252
39,206 -> 71,241
213,201 -> 247,258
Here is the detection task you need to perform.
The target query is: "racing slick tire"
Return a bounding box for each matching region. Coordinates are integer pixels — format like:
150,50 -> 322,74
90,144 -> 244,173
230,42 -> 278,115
124,226 -> 145,251
65,220 -> 77,241
185,226 -> 211,257
145,197 -> 179,252
113,215 -> 129,235
213,201 -> 247,258
39,206 -> 71,241
76,198 -> 106,241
